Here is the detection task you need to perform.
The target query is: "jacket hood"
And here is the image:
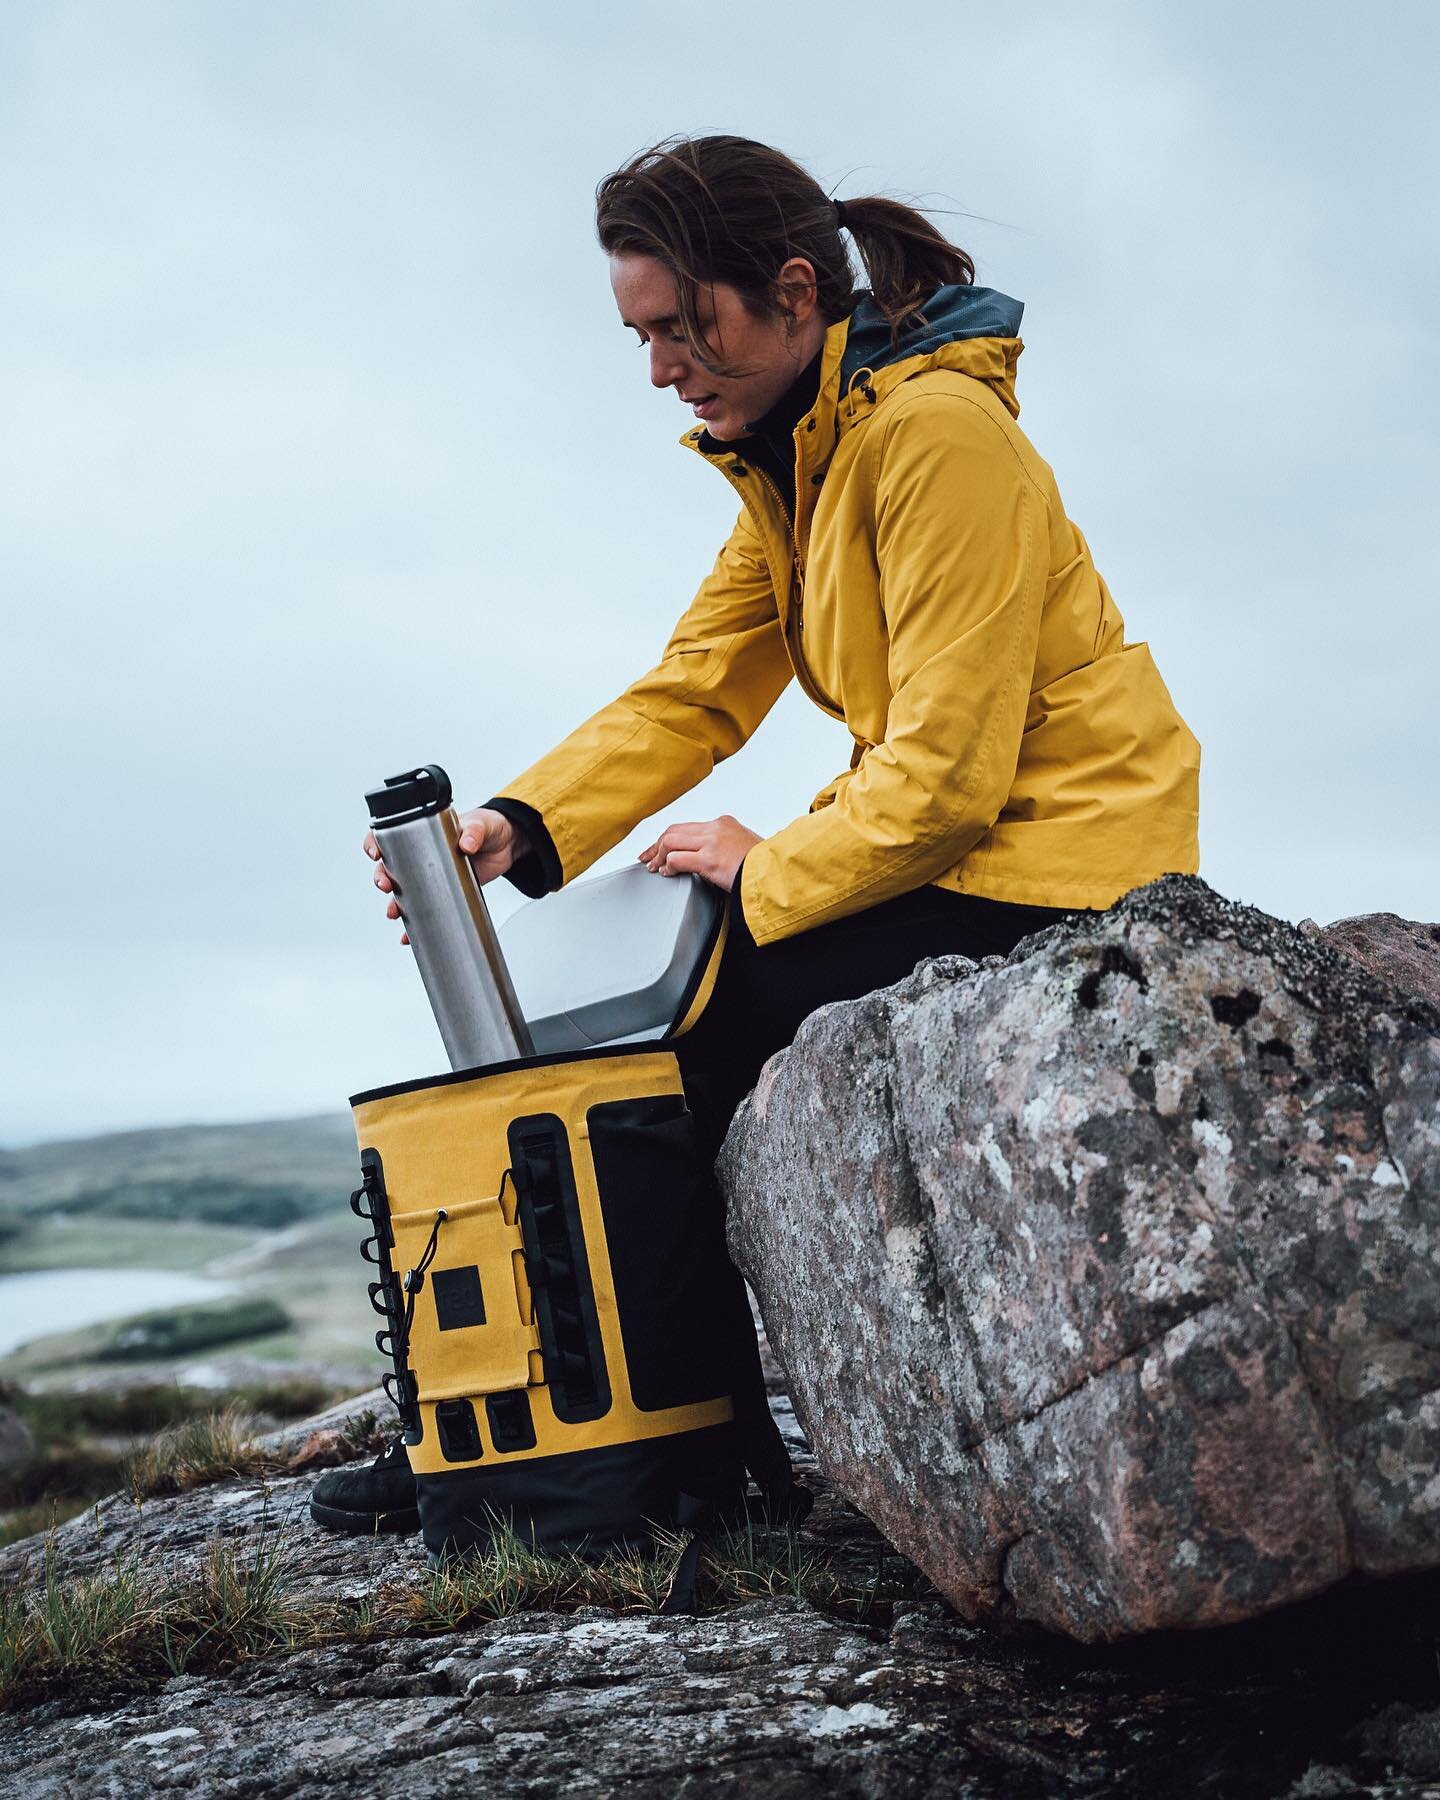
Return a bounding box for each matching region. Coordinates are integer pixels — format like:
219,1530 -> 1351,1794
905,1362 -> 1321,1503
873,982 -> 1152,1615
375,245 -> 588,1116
838,284 -> 1025,419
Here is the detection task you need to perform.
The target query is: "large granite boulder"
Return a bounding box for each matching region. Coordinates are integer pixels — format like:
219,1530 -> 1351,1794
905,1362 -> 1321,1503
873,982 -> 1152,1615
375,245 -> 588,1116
720,876 -> 1440,1643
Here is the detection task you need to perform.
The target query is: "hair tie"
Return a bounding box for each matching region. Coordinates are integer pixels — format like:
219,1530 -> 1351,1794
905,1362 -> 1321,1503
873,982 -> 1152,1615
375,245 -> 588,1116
834,199 -> 849,230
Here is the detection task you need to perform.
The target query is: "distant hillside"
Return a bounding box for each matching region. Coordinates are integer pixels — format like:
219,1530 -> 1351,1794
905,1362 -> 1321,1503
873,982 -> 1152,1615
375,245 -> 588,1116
0,1114 -> 357,1227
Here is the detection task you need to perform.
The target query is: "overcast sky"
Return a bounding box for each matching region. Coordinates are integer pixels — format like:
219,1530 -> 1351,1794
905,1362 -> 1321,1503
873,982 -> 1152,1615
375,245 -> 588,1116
3,1 -> 1436,1145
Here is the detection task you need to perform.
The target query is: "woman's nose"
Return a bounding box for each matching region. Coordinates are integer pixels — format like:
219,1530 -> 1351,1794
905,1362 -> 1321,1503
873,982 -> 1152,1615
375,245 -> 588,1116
649,341 -> 688,390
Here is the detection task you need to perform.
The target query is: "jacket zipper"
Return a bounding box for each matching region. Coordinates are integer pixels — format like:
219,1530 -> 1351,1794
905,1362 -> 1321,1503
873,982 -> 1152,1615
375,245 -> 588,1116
750,466 -> 805,598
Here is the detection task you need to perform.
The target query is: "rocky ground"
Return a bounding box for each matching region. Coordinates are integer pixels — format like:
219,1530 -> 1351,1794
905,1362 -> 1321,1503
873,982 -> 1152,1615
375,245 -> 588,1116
6,1380 -> 1440,1796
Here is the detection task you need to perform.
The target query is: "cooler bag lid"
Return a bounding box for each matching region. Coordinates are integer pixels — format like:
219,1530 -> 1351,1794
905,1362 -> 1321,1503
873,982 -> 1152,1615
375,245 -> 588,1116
497,865 -> 725,1053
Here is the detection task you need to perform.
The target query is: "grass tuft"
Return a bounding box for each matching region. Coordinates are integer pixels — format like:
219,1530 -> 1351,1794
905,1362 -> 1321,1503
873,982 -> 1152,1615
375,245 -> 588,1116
164,1530 -> 317,1674
392,1511 -> 928,1629
338,1406 -> 389,1459
398,1519 -> 680,1630
1,1521 -> 323,1706
1,1508 -> 931,1712
118,1406 -> 271,1501
695,1514 -> 929,1615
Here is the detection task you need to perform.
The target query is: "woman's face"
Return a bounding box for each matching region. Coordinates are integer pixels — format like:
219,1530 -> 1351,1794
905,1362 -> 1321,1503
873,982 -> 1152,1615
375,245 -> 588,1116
610,251 -> 823,442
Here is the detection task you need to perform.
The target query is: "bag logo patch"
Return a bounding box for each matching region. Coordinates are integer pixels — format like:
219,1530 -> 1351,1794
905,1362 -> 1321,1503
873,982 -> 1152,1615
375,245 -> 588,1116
431,1264 -> 487,1330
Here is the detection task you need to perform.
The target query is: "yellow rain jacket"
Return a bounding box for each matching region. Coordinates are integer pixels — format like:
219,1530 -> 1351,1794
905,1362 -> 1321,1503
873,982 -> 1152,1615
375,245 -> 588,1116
498,287 -> 1200,946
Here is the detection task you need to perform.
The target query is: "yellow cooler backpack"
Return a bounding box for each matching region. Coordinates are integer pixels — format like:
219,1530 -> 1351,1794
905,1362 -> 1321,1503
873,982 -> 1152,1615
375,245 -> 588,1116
346,861 -> 794,1561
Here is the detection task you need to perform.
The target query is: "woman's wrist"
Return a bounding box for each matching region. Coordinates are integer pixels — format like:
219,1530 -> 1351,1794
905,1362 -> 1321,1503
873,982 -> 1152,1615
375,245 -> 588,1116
483,796 -> 563,896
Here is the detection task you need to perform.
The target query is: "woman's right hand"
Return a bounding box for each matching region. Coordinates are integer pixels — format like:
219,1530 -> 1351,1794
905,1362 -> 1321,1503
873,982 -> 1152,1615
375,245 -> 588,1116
363,806 -> 527,946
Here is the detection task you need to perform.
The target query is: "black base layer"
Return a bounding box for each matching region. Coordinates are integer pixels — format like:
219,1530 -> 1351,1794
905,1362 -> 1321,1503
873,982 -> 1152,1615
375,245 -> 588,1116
416,1421 -> 745,1558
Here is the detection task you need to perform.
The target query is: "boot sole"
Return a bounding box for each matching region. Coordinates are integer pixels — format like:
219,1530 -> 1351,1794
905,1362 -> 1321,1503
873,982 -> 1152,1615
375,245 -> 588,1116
309,1497 -> 421,1536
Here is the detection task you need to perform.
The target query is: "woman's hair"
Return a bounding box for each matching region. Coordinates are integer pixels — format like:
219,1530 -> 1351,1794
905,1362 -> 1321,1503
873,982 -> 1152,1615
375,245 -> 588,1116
595,134 -> 974,367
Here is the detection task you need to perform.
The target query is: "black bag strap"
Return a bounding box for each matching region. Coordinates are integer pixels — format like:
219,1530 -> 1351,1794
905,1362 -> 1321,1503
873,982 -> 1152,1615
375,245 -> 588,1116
720,1261 -> 813,1523
659,1266 -> 813,1617
659,1476 -> 814,1617
660,1490 -> 715,1616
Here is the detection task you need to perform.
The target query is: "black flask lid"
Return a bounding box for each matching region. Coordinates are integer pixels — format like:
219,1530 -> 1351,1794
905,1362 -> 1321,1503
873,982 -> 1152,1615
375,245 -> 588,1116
365,764 -> 452,827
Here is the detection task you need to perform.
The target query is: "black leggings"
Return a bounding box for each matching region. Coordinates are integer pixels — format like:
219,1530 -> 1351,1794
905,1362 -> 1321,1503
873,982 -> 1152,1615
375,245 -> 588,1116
672,881 -> 1075,1505
674,883 -> 1076,1161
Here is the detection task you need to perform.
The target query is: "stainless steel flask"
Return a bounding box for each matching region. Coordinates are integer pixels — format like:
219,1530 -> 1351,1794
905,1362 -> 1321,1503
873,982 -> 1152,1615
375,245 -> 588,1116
365,765 -> 535,1069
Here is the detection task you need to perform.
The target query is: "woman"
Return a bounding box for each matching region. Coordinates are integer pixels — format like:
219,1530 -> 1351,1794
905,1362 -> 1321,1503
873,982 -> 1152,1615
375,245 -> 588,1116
317,134 -> 1200,1536
402,134 -> 1197,1143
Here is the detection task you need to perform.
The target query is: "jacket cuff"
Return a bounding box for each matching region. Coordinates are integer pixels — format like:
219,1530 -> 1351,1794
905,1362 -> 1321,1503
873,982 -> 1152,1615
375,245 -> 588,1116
484,796 -> 564,899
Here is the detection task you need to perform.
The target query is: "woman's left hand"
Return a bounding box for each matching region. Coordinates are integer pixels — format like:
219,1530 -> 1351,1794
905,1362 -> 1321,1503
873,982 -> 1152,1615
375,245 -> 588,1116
638,815 -> 761,891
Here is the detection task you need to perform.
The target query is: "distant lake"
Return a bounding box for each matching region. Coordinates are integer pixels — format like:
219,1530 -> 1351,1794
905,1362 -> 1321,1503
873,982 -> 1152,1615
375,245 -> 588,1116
0,1268 -> 236,1359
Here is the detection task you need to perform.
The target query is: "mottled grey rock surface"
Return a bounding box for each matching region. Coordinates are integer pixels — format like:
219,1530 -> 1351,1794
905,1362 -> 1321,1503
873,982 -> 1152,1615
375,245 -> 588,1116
1317,910 -> 1440,1010
0,1601 -> 1045,1798
721,876 -> 1440,1642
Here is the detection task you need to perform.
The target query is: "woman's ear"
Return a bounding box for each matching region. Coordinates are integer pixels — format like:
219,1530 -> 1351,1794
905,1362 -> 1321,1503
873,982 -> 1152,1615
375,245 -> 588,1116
775,256 -> 819,328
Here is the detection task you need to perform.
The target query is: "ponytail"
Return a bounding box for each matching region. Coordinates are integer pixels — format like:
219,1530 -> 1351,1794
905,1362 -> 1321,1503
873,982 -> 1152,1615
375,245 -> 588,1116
596,135 -> 974,359
833,194 -> 975,338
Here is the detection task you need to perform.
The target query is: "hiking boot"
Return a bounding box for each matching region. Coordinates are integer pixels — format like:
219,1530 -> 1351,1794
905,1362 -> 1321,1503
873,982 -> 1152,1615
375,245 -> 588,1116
309,1436 -> 420,1535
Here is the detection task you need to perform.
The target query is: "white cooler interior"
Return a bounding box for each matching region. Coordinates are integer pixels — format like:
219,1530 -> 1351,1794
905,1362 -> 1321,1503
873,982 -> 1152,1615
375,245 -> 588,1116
497,865 -> 725,1053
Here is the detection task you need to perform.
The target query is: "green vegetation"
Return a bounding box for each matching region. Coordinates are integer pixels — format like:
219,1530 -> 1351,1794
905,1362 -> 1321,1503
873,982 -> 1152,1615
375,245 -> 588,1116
8,1378 -> 338,1444
337,1406 -> 389,1458
0,1214 -> 261,1279
0,1115 -> 355,1218
0,1112 -> 359,1288
402,1513 -> 923,1629
7,1299 -> 298,1373
0,1112 -> 380,1564
60,1179 -> 322,1230
2,1207 -> 376,1378
90,1298 -> 292,1363
6,1299 -> 297,1374
0,1115 -> 381,1378
0,1378 -> 348,1542
0,1516 -> 932,1710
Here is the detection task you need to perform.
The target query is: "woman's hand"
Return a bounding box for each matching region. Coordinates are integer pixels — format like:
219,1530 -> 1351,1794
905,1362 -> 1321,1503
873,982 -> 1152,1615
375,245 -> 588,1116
638,815 -> 760,892
364,806 -> 528,946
